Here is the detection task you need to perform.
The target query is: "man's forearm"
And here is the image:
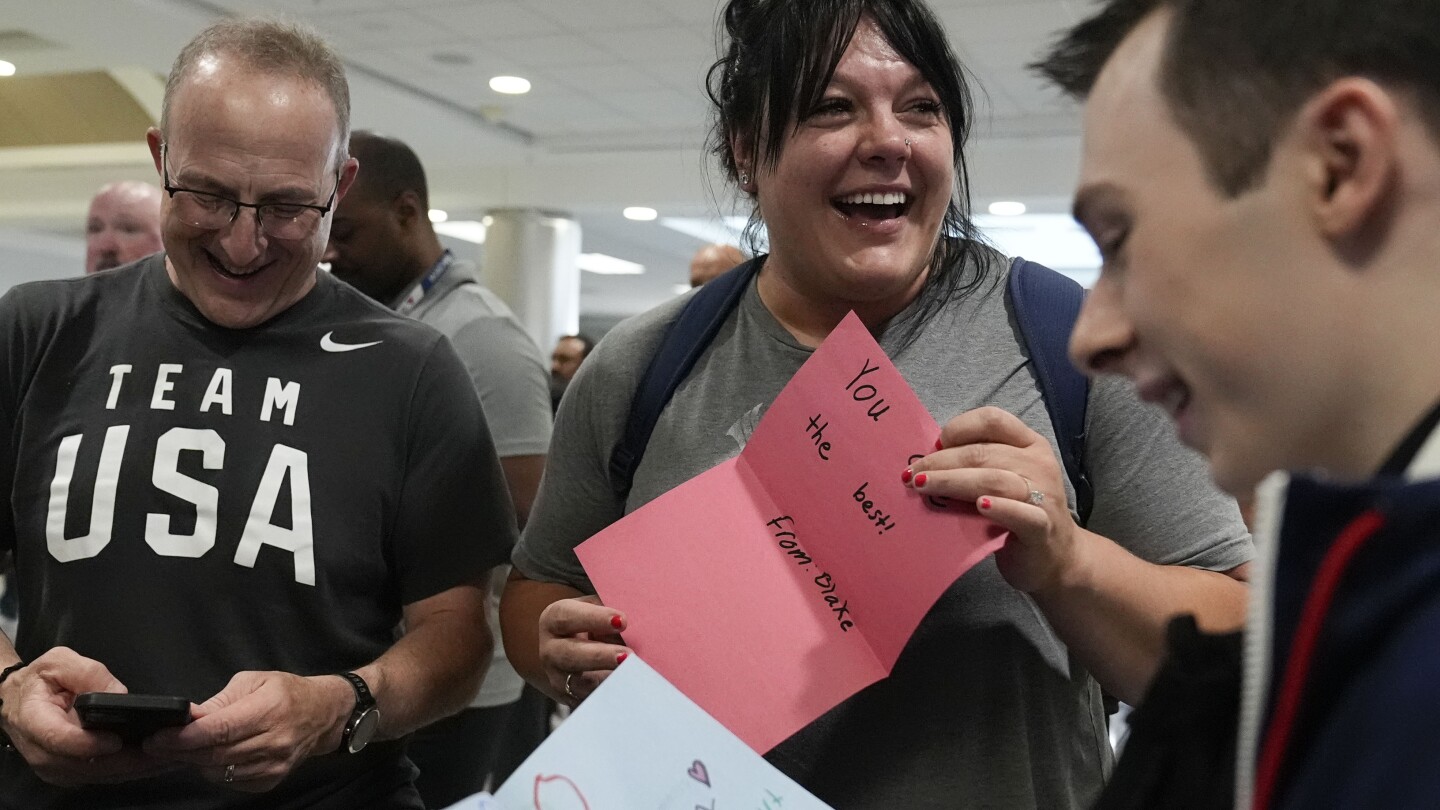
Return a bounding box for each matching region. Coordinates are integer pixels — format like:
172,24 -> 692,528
1032,529 -> 1250,704
354,577 -> 493,739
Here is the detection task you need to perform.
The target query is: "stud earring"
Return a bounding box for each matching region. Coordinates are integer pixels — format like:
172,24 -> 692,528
739,172 -> 751,186
905,138 -> 912,146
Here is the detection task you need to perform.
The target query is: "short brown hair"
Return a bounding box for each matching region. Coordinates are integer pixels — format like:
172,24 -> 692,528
162,17 -> 350,160
1034,0 -> 1440,197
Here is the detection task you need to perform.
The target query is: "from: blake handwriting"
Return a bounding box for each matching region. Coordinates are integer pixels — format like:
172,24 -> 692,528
766,515 -> 855,632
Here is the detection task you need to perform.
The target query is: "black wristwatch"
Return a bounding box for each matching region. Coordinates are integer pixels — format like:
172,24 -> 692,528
337,672 -> 380,754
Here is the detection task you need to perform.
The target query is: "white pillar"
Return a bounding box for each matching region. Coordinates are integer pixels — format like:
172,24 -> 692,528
480,208 -> 581,351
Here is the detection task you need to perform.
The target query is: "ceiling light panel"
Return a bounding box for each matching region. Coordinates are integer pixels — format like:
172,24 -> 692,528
433,220 -> 487,244
578,253 -> 644,275
489,75 -> 531,95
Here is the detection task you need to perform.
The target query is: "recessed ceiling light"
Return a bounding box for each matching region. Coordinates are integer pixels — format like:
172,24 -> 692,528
988,201 -> 1027,216
428,209 -> 448,223
623,206 -> 658,221
578,253 -> 644,275
660,215 -> 752,245
433,220 -> 487,244
489,75 -> 531,95
0,61 -> 15,77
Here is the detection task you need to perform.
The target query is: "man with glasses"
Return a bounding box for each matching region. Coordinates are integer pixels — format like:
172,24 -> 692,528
160,143 -> 340,239
0,18 -> 516,810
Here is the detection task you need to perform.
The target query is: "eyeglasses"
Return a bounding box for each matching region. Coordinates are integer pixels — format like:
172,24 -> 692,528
160,143 -> 340,240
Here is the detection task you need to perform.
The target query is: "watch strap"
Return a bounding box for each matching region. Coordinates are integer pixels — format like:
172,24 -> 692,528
339,671 -> 375,711
338,671 -> 377,753
0,660 -> 24,752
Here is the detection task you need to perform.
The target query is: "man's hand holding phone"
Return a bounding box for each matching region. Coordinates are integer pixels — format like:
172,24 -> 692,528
75,692 -> 191,742
143,669 -> 354,793
0,647 -> 180,786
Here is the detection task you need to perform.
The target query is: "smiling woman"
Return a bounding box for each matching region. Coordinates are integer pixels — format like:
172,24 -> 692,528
500,1 -> 1253,807
710,0 -> 984,348
740,17 -> 954,344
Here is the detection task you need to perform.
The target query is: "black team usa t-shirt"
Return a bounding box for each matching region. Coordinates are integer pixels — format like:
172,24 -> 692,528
0,255 -> 516,809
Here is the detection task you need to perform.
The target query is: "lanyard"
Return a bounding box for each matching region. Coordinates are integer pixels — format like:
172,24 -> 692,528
395,250 -> 455,316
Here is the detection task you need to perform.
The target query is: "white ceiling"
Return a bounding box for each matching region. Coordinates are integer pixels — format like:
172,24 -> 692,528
0,0 -> 1090,319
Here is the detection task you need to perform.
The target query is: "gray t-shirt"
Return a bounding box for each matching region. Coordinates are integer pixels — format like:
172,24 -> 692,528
404,260 -> 552,460
402,259 -> 552,708
514,250 -> 1251,809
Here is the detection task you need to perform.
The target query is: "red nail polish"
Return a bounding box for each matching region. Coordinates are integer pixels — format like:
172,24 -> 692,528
610,615 -> 623,630
934,438 -> 943,451
914,473 -> 928,488
901,468 -> 913,484
980,497 -> 992,510
616,651 -> 628,665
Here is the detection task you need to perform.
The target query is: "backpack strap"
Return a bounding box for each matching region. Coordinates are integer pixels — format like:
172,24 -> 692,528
610,255 -> 1093,523
608,258 -> 762,500
1006,257 -> 1093,526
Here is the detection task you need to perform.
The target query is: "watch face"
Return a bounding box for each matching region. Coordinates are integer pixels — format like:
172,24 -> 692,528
347,708 -> 380,754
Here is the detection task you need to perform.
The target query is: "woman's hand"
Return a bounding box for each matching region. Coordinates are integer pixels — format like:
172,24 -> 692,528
536,596 -> 629,706
904,406 -> 1083,595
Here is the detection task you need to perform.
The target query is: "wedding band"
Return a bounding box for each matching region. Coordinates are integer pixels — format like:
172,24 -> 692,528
1022,476 -> 1045,506
223,764 -> 236,784
564,672 -> 578,700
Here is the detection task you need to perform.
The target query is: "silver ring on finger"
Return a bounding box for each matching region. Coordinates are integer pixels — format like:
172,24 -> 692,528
564,672 -> 578,700
223,764 -> 236,784
1022,476 -> 1045,506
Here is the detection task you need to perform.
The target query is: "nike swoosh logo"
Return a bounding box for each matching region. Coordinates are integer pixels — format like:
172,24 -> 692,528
320,331 -> 383,353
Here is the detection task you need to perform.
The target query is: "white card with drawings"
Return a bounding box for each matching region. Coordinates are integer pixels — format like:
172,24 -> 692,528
472,655 -> 833,810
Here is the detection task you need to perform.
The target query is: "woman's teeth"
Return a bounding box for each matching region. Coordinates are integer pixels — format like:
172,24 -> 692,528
836,192 -> 908,205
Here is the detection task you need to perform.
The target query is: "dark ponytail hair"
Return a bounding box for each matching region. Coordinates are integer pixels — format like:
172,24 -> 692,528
705,0 -> 994,345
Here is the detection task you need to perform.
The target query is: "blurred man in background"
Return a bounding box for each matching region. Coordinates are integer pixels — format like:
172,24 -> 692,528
325,130 -> 553,804
688,242 -> 745,288
549,334 -> 593,412
83,181 -> 162,274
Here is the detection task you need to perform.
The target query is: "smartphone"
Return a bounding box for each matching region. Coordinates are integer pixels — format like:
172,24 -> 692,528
74,692 -> 191,743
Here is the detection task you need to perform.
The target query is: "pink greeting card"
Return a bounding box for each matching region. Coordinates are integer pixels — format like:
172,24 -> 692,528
576,313 -> 1007,753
